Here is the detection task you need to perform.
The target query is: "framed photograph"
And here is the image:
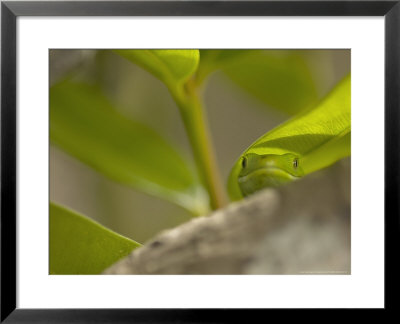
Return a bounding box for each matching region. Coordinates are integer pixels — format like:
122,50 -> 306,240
1,0 -> 399,321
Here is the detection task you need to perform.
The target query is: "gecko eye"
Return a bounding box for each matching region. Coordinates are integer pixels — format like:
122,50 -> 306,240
293,158 -> 299,169
242,157 -> 247,168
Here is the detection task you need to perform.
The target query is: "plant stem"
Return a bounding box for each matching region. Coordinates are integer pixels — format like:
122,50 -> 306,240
171,81 -> 227,211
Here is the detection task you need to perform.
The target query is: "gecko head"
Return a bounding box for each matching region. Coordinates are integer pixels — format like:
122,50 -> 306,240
238,153 -> 304,197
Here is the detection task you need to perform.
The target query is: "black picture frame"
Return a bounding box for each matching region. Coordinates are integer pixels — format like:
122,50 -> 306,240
1,0 -> 399,321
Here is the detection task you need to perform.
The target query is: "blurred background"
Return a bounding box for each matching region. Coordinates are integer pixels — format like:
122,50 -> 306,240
50,49 -> 350,244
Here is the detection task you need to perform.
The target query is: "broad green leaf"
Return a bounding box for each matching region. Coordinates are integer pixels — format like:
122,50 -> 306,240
50,80 -> 209,215
196,50 -> 252,83
50,202 -> 140,274
228,74 -> 351,200
202,50 -> 319,115
114,50 -> 200,90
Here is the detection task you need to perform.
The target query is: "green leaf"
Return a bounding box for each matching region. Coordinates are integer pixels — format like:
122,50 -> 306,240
202,50 -> 319,115
114,50 -> 200,90
50,202 -> 140,274
196,50 -> 251,83
50,80 -> 209,215
228,74 -> 351,200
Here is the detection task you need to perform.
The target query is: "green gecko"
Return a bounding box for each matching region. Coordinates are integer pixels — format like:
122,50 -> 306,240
228,74 -> 351,200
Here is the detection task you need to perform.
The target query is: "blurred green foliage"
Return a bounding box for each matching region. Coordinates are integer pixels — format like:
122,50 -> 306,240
50,203 -> 140,274
50,79 -> 208,215
199,50 -> 318,114
114,49 -> 200,91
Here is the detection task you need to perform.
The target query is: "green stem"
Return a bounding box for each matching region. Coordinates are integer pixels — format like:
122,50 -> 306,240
170,81 -> 227,211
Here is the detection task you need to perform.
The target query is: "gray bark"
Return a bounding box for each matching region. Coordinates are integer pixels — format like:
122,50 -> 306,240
104,159 -> 350,275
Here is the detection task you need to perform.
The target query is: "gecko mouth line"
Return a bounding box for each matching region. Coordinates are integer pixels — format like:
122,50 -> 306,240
239,167 -> 300,180
238,167 -> 301,191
